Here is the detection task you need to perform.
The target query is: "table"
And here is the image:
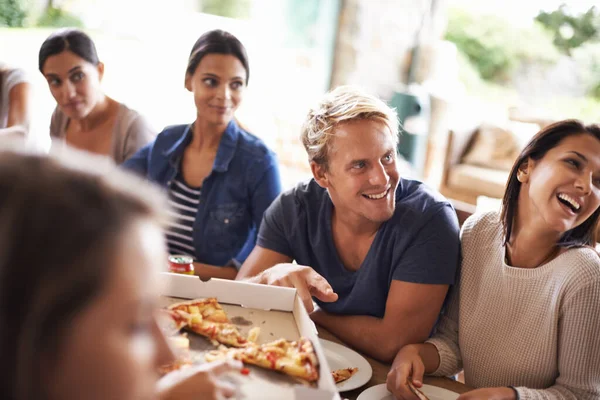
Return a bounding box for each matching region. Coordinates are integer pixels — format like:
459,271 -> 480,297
318,328 -> 471,400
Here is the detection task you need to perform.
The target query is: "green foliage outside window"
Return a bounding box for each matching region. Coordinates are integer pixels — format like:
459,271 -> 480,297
36,6 -> 83,28
572,42 -> 600,99
445,7 -> 559,83
536,5 -> 599,55
0,0 -> 27,27
200,0 -> 251,19
536,5 -> 600,99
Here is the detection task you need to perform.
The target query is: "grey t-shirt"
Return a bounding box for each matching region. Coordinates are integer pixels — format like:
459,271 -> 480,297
50,103 -> 155,164
257,178 -> 460,317
0,66 -> 28,129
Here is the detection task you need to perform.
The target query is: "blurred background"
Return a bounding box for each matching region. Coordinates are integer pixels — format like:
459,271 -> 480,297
1,0 -> 599,202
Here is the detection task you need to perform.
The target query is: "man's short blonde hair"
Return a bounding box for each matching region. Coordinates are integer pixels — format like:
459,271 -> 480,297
300,85 -> 399,166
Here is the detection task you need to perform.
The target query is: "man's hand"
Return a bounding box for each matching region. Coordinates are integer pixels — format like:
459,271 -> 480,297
457,387 -> 517,400
255,263 -> 338,312
157,359 -> 243,400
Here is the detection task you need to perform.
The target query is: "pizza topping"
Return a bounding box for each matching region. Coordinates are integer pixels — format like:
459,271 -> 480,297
247,327 -> 260,343
266,352 -> 278,369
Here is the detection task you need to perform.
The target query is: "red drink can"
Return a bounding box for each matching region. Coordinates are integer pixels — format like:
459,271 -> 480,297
168,255 -> 195,275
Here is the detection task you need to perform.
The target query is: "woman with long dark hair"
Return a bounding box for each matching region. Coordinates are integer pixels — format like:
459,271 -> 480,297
388,120 -> 600,399
39,28 -> 155,163
124,29 -> 281,280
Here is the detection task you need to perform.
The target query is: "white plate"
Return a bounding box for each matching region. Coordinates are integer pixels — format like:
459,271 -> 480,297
320,339 -> 372,392
357,383 -> 459,400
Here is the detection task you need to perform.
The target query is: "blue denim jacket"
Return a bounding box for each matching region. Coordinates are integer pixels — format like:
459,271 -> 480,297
123,120 -> 282,267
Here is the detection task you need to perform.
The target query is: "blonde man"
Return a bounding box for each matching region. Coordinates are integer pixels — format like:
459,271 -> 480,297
237,86 -> 459,362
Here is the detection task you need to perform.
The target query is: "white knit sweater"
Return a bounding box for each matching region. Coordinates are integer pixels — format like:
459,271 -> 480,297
427,211 -> 600,399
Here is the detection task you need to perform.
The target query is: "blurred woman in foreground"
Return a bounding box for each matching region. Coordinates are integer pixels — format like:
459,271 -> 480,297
0,151 -> 240,400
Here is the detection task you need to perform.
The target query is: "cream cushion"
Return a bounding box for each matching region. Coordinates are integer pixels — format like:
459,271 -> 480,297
447,164 -> 509,199
461,122 -> 540,171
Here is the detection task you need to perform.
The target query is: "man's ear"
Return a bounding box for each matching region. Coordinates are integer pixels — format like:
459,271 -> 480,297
310,161 -> 329,188
97,62 -> 105,81
184,73 -> 192,92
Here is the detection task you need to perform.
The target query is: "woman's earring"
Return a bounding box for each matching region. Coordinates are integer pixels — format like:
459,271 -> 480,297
517,171 -> 526,183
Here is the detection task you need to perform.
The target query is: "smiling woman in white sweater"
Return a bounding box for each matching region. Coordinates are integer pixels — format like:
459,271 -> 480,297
387,120 -> 600,400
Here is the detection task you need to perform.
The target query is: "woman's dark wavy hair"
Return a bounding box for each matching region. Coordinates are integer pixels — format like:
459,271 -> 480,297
0,152 -> 166,400
501,119 -> 600,247
38,28 -> 100,72
186,29 -> 249,84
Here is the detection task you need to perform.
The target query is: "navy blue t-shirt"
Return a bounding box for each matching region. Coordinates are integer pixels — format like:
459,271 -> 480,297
257,178 -> 460,318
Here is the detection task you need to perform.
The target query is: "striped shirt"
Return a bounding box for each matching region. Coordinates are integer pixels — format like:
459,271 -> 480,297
166,176 -> 200,259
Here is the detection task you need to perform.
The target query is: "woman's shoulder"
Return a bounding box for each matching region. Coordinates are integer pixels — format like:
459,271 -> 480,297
558,246 -> 600,287
156,123 -> 189,139
233,122 -> 276,161
115,103 -> 153,130
462,210 -> 503,239
2,66 -> 29,90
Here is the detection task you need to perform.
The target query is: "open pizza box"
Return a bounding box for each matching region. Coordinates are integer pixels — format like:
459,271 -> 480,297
160,272 -> 341,400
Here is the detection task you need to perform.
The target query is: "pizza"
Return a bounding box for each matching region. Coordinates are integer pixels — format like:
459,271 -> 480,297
168,298 -> 228,323
157,308 -> 190,336
408,381 -> 430,400
205,337 -> 320,382
331,367 -> 358,384
167,298 -> 259,347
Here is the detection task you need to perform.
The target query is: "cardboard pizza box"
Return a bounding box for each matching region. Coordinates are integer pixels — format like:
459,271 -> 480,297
160,272 -> 341,400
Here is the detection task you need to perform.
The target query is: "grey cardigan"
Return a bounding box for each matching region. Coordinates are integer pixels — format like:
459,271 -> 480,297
50,103 -> 155,164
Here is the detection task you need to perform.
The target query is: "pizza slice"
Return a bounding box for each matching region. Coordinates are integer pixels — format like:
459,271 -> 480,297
157,308 -> 190,336
168,298 -> 229,323
331,367 -> 358,384
408,380 -> 430,400
205,337 -> 319,382
167,298 -> 260,348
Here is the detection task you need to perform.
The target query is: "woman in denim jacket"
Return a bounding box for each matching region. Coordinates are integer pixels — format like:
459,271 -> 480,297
124,30 -> 281,279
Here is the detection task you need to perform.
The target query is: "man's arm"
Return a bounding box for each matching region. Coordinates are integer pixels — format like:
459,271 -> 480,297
190,246 -> 286,281
237,246 -> 292,280
1,82 -> 31,137
193,263 -> 238,280
311,280 -> 449,363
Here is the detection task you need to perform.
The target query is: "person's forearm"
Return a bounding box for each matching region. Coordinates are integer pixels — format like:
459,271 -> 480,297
193,262 -> 238,280
311,309 -> 427,363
